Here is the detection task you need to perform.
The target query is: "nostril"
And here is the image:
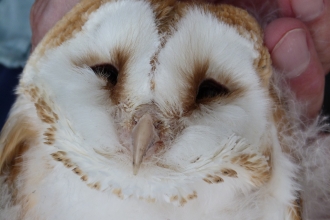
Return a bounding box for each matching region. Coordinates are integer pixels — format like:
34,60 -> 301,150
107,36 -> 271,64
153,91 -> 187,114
154,120 -> 163,129
132,117 -> 138,126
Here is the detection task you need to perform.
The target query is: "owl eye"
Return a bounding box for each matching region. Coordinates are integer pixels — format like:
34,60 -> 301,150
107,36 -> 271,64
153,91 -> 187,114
196,79 -> 229,101
91,64 -> 118,85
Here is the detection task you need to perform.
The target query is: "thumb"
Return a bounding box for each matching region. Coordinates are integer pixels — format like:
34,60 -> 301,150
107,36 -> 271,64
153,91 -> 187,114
278,0 -> 330,73
264,18 -> 325,118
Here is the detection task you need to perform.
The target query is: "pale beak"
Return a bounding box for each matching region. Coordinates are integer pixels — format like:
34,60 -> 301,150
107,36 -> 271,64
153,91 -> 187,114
131,114 -> 158,175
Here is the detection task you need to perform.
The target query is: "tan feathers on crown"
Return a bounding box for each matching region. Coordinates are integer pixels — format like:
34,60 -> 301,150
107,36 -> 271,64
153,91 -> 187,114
0,0 -> 329,219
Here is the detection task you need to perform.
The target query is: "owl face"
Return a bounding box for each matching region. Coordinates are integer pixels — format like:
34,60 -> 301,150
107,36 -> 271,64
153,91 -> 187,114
3,0 -> 285,210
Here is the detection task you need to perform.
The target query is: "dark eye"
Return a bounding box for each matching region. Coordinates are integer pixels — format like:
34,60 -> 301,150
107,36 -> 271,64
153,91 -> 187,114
196,79 -> 229,102
91,64 -> 118,86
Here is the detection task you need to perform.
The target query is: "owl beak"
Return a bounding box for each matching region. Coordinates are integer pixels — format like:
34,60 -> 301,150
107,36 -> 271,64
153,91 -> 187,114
132,114 -> 158,175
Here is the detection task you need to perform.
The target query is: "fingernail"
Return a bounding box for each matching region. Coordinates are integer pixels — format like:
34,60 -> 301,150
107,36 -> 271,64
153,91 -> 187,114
291,0 -> 324,21
271,29 -> 310,78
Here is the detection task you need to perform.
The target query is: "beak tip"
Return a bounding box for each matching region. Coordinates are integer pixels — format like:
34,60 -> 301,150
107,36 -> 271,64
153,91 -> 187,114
133,162 -> 140,175
131,113 -> 156,176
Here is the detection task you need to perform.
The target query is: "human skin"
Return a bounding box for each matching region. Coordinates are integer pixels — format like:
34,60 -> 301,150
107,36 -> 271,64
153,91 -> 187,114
30,0 -> 330,118
265,0 -> 330,119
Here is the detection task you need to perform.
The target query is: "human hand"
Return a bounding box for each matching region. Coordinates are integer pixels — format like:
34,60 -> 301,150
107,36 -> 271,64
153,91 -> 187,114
264,0 -> 330,119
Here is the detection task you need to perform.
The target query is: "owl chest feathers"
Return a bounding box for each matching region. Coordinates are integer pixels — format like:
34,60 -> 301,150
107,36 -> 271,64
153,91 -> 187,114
7,132 -> 291,220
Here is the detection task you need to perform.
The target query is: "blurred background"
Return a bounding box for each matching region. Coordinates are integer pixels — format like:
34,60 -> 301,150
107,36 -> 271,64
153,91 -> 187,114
0,0 -> 34,130
0,0 -> 329,131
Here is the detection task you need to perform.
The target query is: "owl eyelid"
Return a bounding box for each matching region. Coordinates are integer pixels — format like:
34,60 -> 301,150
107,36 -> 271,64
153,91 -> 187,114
90,63 -> 118,86
196,79 -> 230,102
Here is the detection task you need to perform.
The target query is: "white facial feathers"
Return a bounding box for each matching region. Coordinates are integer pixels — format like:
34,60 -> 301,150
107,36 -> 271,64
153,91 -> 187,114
0,1 -> 304,219
16,0 -> 272,194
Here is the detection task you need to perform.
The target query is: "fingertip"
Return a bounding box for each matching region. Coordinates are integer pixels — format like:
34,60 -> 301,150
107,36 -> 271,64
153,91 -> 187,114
265,18 -> 312,79
277,0 -> 294,16
264,18 -> 325,118
264,18 -> 306,51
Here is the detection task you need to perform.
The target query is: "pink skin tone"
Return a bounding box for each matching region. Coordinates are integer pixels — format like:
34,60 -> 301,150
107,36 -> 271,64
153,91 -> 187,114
30,0 -> 330,119
30,0 -> 80,49
266,0 -> 330,118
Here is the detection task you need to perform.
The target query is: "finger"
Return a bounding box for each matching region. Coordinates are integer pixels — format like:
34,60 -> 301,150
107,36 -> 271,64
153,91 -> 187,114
30,0 -> 80,50
278,0 -> 330,73
264,18 -> 325,118
30,0 -> 50,50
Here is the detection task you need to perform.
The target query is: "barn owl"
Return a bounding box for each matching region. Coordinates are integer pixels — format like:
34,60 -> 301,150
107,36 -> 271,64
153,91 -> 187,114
1,0 -> 330,219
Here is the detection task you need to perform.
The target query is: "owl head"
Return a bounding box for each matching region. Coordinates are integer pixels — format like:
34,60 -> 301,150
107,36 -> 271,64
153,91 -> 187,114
0,0 -> 299,218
